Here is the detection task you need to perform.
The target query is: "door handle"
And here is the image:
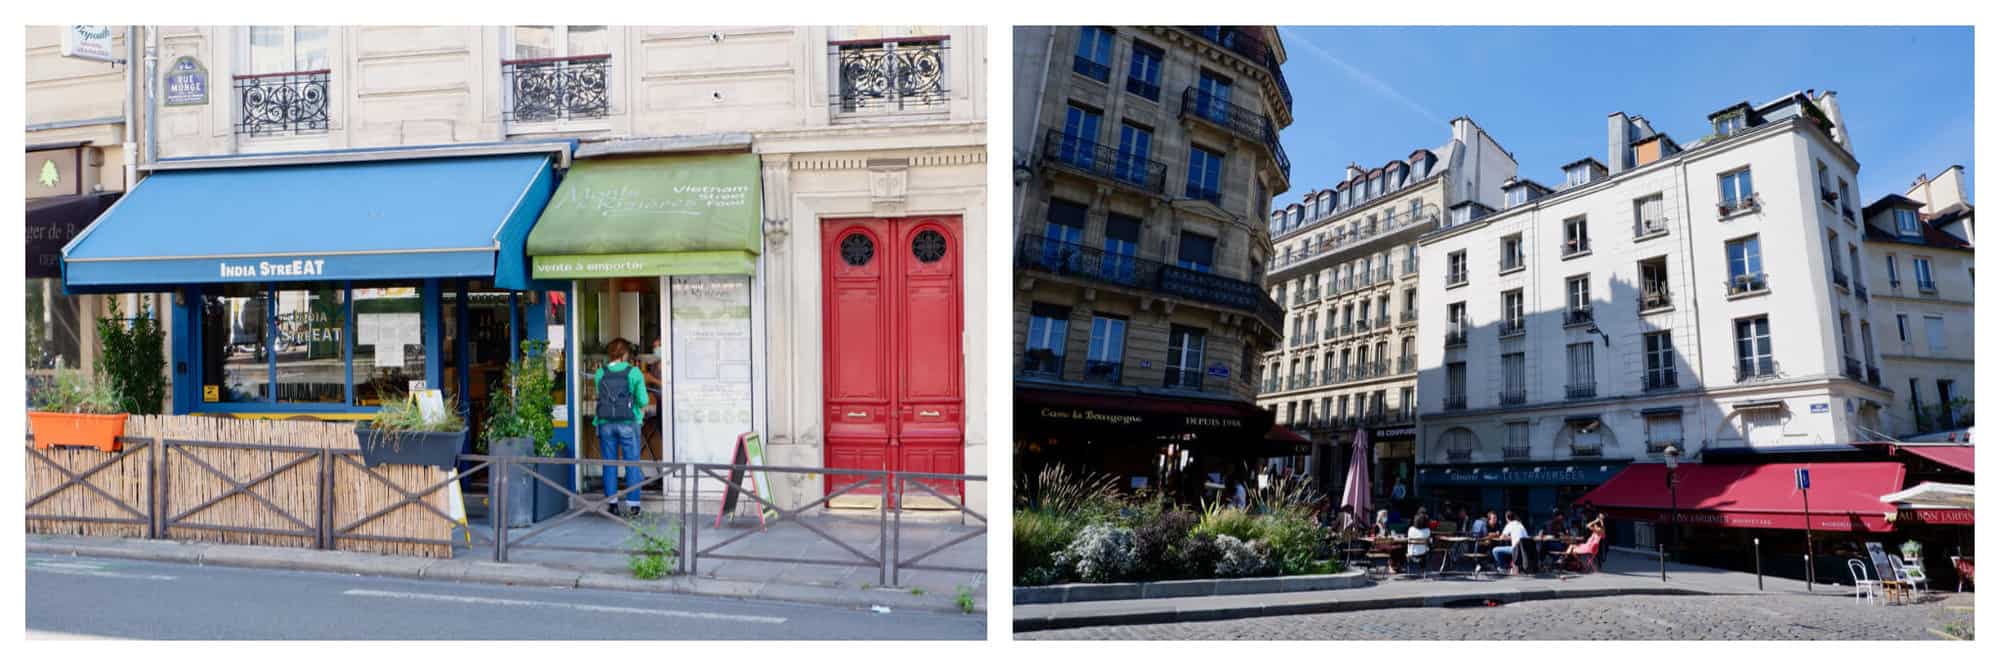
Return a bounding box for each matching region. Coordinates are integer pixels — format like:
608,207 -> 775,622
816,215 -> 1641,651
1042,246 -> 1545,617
845,411 -> 868,419
918,409 -> 941,418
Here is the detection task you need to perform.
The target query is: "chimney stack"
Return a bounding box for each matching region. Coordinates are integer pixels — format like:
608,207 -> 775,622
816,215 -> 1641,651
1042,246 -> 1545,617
1607,112 -> 1632,174
1817,91 -> 1852,153
1346,163 -> 1364,182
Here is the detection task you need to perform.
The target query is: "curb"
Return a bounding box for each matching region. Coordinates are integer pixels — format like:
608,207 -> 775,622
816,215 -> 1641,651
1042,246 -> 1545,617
1017,571 -> 1370,604
28,535 -> 982,616
1011,584 -> 1711,632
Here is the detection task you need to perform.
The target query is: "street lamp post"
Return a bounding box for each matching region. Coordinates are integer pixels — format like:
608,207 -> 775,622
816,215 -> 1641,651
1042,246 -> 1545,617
1662,444 -> 1681,583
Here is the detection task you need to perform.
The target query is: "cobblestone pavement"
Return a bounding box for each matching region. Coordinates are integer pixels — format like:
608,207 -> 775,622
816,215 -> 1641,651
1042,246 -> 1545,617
1020,592 -> 1974,640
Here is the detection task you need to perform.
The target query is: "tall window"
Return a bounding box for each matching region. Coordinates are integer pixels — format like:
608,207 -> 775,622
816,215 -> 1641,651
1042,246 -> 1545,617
1186,144 -> 1224,204
1023,303 -> 1070,377
1060,103 -> 1103,165
248,26 -> 332,74
1896,314 -> 1910,342
1634,193 -> 1666,235
1102,213 -> 1142,283
1165,325 -> 1207,389
1566,342 -> 1595,396
1500,234 -> 1523,270
1502,352 -> 1526,403
1041,198 -> 1087,270
1563,216 -> 1590,255
1719,167 -> 1755,210
1072,27 -> 1115,81
1085,315 -> 1126,383
1445,302 -> 1466,342
1914,257 -> 1936,290
1446,362 -> 1467,403
1446,250 -> 1467,285
1726,235 -> 1764,292
1125,40 -> 1163,100
1114,122 -> 1153,186
1734,315 -> 1774,379
1176,232 -> 1216,273
1644,331 -> 1676,389
1886,253 -> 1900,285
1566,275 -> 1591,313
1646,414 -> 1683,450
1924,315 -> 1947,354
1506,422 -> 1530,456
1501,289 -> 1524,331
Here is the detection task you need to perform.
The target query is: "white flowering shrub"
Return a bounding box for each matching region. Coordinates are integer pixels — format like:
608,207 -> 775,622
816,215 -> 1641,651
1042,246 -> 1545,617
1057,522 -> 1138,583
1214,534 -> 1275,578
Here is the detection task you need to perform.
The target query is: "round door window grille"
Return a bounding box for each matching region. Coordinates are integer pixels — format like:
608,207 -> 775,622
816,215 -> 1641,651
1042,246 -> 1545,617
911,230 -> 947,263
840,233 -> 875,267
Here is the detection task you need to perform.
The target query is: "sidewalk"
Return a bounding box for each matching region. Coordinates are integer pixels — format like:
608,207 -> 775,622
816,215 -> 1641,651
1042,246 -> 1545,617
28,503 -> 985,616
1014,549 -> 1847,632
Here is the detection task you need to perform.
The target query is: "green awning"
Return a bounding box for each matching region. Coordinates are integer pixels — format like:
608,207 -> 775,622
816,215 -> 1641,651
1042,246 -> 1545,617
527,152 -> 762,279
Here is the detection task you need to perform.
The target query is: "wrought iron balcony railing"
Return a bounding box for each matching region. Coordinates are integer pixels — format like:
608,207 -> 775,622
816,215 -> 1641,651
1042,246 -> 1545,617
1499,319 -> 1525,337
1041,129 -> 1168,194
1177,26 -> 1292,109
1179,87 -> 1288,180
1843,356 -> 1863,380
1399,309 -> 1416,325
1831,269 -> 1850,290
1072,53 -> 1110,82
1373,316 -> 1390,330
1917,279 -> 1938,293
1635,217 -> 1669,237
1570,444 -> 1604,458
1502,446 -> 1532,460
1727,273 -> 1769,295
1644,371 -> 1678,391
1185,183 -> 1224,206
235,69 -> 331,136
1443,394 -> 1468,411
1404,258 -> 1419,274
1125,74 -> 1160,101
1500,388 -> 1527,405
831,37 -> 948,113
1083,360 -> 1123,384
1446,270 -> 1468,287
1565,382 -> 1597,400
1718,193 -> 1761,217
1856,284 -> 1869,302
1499,255 -> 1525,272
1444,328 -> 1467,347
1269,205 -> 1439,268
1562,237 -> 1591,257
1445,449 -> 1473,463
1322,327 -> 1337,341
1164,367 -> 1205,391
1355,318 -> 1372,333
1016,234 -> 1284,333
1867,365 -> 1881,386
1640,285 -> 1672,311
1735,359 -> 1779,383
1021,349 -> 1063,378
1564,307 -> 1595,327
1646,439 -> 1684,454
1398,355 -> 1415,374
502,54 -> 611,122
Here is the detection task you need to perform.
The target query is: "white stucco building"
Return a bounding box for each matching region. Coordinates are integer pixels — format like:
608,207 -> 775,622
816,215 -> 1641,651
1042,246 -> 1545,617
1858,172 -> 1975,436
1415,90 -> 1894,513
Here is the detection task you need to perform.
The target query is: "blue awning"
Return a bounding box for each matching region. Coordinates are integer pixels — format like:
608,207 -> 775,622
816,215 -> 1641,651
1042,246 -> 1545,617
62,153 -> 556,293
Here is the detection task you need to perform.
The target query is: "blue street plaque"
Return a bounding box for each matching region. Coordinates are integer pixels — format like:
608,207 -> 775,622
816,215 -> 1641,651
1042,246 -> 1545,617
1810,402 -> 1829,414
1206,363 -> 1229,379
1795,467 -> 1810,490
164,56 -> 208,106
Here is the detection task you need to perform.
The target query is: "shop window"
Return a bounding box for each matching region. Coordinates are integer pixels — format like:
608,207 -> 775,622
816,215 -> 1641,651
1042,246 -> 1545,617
198,281 -> 430,408
199,283 -> 273,403
271,284 -> 347,404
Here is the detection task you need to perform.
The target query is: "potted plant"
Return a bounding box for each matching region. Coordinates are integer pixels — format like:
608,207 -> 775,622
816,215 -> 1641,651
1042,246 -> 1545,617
1900,539 -> 1923,562
28,369 -> 128,451
482,341 -> 566,525
355,391 -> 466,470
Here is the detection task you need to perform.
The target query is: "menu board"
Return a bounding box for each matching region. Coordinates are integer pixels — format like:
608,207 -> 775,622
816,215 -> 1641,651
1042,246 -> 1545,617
669,276 -> 753,467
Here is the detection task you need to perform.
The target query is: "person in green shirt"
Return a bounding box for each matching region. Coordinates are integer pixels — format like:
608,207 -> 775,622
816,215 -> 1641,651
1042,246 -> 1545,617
593,338 -> 650,517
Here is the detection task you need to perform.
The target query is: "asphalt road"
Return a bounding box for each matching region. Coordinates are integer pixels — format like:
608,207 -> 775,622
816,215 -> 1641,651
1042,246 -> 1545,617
26,555 -> 984,640
1019,591 -> 1973,640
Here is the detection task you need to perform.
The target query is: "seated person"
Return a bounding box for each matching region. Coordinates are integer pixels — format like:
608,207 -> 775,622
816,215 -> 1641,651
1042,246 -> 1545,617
1405,513 -> 1433,571
1490,511 -> 1530,573
1543,507 -> 1570,537
1559,523 -> 1606,570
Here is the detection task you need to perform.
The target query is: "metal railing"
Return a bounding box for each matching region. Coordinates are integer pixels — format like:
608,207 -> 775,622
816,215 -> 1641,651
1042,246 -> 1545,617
1083,360 -> 1122,384
1640,285 -> 1672,311
1400,309 -> 1417,325
1646,439 -> 1683,454
235,69 -> 331,135
1842,356 -> 1863,380
1499,255 -> 1525,272
1179,87 -> 1289,180
1125,74 -> 1160,101
1041,129 -> 1167,194
1177,26 -> 1292,109
1866,365 -> 1881,386
1831,269 -> 1850,290
1443,395 -> 1467,411
502,54 -> 611,122
1570,444 -> 1604,458
1500,389 -> 1527,405
1564,307 -> 1595,327
1562,237 -> 1591,256
1917,279 -> 1938,293
1727,273 -> 1769,295
1644,372 -> 1678,391
1398,355 -> 1416,374
1635,218 -> 1669,237
1271,205 -> 1440,269
1499,319 -> 1525,337
1735,360 -> 1780,383
1445,328 -> 1467,347
1502,446 -> 1531,460
1718,193 -> 1761,218
1445,449 -> 1473,463
1855,284 -> 1869,302
831,37 -> 949,113
1015,234 -> 1284,333
1566,382 -> 1598,400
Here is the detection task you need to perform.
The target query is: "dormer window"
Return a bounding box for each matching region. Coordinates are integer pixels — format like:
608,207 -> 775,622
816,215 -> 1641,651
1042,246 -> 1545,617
1448,206 -> 1471,227
1895,208 -> 1922,237
1714,111 -> 1747,136
1505,187 -> 1527,208
1564,164 -> 1592,188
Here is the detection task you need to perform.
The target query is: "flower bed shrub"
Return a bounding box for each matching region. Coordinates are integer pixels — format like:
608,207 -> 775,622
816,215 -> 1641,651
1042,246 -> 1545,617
1214,534 -> 1275,578
1058,522 -> 1138,583
1014,509 -> 1083,586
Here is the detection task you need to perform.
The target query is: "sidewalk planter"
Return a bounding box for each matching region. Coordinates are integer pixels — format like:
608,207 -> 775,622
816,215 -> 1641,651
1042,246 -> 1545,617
530,461 -> 570,522
355,427 -> 466,470
1014,570 -> 1370,605
27,412 -> 128,451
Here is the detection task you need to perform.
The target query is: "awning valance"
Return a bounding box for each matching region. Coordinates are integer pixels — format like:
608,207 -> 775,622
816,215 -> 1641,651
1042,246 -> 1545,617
526,153 -> 762,279
1581,462 -> 1906,532
1014,386 -> 1274,444
28,192 -> 119,279
1894,444 -> 1974,473
60,153 -> 556,292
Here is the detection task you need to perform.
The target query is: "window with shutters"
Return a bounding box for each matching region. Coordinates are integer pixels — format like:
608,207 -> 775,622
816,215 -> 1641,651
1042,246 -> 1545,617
1566,342 -> 1596,399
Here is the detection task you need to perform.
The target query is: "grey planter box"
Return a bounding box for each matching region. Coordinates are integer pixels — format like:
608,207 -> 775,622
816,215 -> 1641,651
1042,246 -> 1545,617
354,427 -> 465,470
489,437 -> 572,526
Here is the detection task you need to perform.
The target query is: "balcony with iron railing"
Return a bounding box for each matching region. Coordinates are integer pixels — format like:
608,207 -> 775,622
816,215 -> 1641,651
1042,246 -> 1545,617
1498,318 -> 1525,337
1499,254 -> 1525,273
502,54 -> 611,123
1718,193 -> 1761,218
1185,182 -> 1224,206
1842,356 -> 1863,380
1446,269 -> 1468,287
1041,129 -> 1168,194
831,37 -> 949,114
1727,272 -> 1769,296
1646,438 -> 1684,455
1563,306 -> 1594,328
1179,87 -> 1288,181
1083,360 -> 1123,384
1177,26 -> 1292,110
1354,318 -> 1372,334
235,69 -> 332,136
1445,448 -> 1473,463
1164,367 -> 1205,391
1565,382 -> 1598,400
1502,446 -> 1532,460
1339,322 -> 1354,337
1399,309 -> 1416,326
1373,315 -> 1390,330
1322,327 -> 1337,342
1570,444 -> 1604,458
1021,349 -> 1063,378
1855,283 -> 1869,302
1562,236 -> 1592,258
1500,388 -> 1527,405
1831,268 -> 1850,290
1634,217 -> 1669,238
1867,365 -> 1881,386
1644,371 -> 1678,392
1444,327 -> 1467,347
1125,71 -> 1161,101
1015,234 -> 1284,334
1917,278 -> 1938,293
1640,284 -> 1672,311
1735,359 -> 1779,383
1443,394 -> 1468,411
1397,355 -> 1415,374
1270,204 -> 1441,268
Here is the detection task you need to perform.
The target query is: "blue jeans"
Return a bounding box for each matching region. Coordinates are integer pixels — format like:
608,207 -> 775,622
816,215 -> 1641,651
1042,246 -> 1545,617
1493,545 -> 1517,569
597,421 -> 642,505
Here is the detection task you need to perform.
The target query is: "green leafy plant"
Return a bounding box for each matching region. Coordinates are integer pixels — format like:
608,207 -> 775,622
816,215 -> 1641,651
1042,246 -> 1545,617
482,340 -> 561,456
94,298 -> 167,415
1013,509 -> 1084,586
626,516 -> 681,580
909,587 -> 925,596
1191,502 -> 1260,542
1016,464 -> 1121,519
363,390 -> 465,451
30,368 -> 123,414
954,586 -> 976,614
1256,511 -> 1328,575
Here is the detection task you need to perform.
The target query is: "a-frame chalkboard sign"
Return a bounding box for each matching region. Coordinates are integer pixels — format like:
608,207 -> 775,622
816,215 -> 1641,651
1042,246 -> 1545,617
716,432 -> 776,527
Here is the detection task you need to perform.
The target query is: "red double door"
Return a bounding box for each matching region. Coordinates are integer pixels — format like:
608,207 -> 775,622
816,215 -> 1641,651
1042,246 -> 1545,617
822,216 -> 964,501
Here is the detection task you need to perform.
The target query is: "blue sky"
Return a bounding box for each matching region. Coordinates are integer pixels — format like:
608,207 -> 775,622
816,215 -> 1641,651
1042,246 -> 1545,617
1272,26 -> 1973,207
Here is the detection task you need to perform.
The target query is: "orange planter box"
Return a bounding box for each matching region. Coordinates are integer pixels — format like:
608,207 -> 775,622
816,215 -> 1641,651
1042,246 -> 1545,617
27,412 -> 128,452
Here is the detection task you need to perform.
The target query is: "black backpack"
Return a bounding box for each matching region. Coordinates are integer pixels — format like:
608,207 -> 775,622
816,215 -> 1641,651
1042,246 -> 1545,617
596,364 -> 636,421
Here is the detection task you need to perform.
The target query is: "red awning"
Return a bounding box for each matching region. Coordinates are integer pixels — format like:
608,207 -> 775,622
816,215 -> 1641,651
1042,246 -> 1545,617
1896,445 -> 1974,473
1579,462 -> 1906,532
1266,425 -> 1308,443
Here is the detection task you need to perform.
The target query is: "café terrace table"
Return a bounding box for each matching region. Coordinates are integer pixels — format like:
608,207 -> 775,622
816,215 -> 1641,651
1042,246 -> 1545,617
1533,535 -> 1587,572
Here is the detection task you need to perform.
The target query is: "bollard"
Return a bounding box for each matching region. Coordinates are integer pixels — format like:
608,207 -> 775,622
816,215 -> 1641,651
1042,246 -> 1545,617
1754,538 -> 1763,591
1659,543 -> 1667,582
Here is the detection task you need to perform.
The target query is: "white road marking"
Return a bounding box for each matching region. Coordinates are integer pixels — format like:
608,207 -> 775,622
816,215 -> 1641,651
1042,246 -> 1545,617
28,561 -> 106,570
26,629 -> 116,640
341,589 -> 788,624
29,567 -> 177,581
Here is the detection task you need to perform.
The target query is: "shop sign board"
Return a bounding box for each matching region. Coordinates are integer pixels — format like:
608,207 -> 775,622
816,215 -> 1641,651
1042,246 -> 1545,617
60,26 -> 119,63
26,148 -> 83,199
163,56 -> 208,106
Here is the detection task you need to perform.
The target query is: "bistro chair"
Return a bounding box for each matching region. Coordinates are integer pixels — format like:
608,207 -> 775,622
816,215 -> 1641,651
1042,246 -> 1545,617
1404,537 -> 1434,577
1889,554 -> 1930,595
1949,556 -> 1973,593
1847,559 -> 1882,605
